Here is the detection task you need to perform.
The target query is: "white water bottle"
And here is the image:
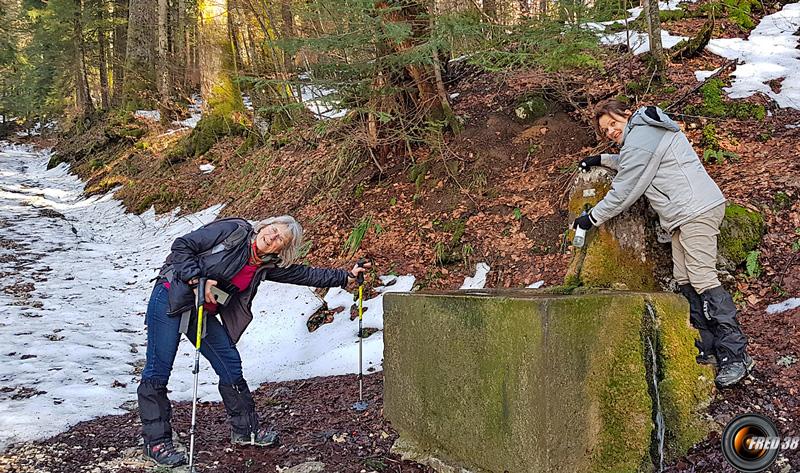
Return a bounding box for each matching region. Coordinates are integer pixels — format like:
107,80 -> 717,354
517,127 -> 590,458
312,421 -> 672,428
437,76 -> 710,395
573,211 -> 588,248
573,226 -> 587,248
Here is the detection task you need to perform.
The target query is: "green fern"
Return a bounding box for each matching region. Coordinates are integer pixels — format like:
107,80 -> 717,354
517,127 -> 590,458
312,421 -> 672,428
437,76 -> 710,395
745,250 -> 761,278
344,216 -> 383,255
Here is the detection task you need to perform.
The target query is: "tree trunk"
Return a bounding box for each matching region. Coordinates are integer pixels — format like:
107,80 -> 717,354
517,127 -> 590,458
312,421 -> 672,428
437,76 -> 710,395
228,0 -> 244,72
240,22 -> 254,71
280,0 -> 294,71
368,0 -> 455,159
125,0 -> 157,108
98,33 -> 111,110
244,23 -> 262,72
74,0 -> 95,117
174,0 -> 186,92
198,0 -> 243,116
539,0 -> 547,18
190,14 -> 201,88
111,0 -> 127,106
157,0 -> 172,123
97,0 -> 111,110
643,0 -> 666,75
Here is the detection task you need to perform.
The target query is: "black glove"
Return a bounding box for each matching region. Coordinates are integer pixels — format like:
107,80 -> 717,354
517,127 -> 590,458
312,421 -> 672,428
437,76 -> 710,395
573,212 -> 594,230
579,155 -> 602,172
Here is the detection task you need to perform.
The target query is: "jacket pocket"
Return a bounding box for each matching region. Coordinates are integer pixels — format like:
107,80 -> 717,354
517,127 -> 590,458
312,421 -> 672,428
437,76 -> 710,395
652,184 -> 670,201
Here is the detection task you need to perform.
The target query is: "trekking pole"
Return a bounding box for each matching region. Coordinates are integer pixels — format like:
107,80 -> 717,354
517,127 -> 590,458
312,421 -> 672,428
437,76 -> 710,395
352,259 -> 368,412
188,277 -> 207,473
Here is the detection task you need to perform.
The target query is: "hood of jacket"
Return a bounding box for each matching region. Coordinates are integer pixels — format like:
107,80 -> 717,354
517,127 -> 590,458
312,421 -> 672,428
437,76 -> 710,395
622,106 -> 681,144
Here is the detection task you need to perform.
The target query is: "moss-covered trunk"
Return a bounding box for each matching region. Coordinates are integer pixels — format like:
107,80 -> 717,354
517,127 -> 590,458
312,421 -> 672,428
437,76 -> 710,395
198,0 -> 244,118
124,0 -> 157,109
564,169 -> 765,290
165,0 -> 247,162
565,168 -> 670,290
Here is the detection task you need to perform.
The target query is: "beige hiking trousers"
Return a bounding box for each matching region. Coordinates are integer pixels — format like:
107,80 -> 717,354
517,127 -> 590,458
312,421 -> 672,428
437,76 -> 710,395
671,203 -> 726,294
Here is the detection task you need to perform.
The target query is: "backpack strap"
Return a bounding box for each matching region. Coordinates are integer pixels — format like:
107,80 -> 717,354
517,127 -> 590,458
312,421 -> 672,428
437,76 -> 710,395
152,218 -> 253,283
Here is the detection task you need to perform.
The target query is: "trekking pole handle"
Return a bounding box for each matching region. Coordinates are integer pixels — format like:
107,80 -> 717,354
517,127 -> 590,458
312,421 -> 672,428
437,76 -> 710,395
195,277 -> 207,350
356,258 -> 367,286
196,277 -> 207,307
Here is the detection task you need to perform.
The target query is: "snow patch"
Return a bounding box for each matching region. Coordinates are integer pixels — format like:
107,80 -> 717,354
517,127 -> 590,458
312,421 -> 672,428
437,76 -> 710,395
705,3 -> 800,109
766,297 -> 800,314
695,67 -> 721,81
134,110 -> 161,122
0,142 -> 411,450
600,29 -> 688,55
460,262 -> 490,289
172,94 -> 203,129
588,0 -> 693,55
588,0 -> 688,32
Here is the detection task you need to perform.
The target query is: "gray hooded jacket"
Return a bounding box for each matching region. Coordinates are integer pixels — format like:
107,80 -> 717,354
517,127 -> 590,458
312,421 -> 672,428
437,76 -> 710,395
590,106 -> 726,232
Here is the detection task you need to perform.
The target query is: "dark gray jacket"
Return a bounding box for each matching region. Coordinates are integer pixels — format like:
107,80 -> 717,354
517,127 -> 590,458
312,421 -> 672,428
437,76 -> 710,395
162,218 -> 348,343
592,106 -> 726,231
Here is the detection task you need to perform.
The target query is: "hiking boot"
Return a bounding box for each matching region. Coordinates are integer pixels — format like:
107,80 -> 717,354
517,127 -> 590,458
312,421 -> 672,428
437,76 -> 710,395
231,427 -> 279,447
715,361 -> 748,387
696,353 -> 718,367
144,440 -> 186,467
219,379 -> 279,447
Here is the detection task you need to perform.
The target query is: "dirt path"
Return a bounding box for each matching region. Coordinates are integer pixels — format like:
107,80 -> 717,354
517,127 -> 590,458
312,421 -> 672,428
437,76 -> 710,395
0,373 -> 432,473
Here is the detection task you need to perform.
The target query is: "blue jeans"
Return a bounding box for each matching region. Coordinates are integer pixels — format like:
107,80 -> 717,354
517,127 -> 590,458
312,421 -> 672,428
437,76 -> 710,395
141,283 -> 244,385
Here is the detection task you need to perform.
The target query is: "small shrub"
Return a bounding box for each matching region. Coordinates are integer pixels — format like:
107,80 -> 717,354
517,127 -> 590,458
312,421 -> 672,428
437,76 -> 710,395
344,216 -> 380,255
353,183 -> 365,199
723,0 -> 756,30
700,123 -> 720,150
773,191 -> 792,210
703,149 -> 739,164
745,250 -> 761,278
408,162 -> 429,189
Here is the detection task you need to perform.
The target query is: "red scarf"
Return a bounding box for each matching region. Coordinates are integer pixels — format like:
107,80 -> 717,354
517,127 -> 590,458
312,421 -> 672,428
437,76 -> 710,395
248,240 -> 263,266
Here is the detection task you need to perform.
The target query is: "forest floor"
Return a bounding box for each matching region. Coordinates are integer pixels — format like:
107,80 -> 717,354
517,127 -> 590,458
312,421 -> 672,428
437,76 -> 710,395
2,0 -> 800,470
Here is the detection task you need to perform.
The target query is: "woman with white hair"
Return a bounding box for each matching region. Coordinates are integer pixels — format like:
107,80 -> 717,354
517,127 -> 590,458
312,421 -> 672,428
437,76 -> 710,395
137,215 -> 368,467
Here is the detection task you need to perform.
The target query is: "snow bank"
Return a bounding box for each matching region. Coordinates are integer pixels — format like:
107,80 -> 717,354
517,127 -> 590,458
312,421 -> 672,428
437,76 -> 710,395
705,3 -> 800,109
